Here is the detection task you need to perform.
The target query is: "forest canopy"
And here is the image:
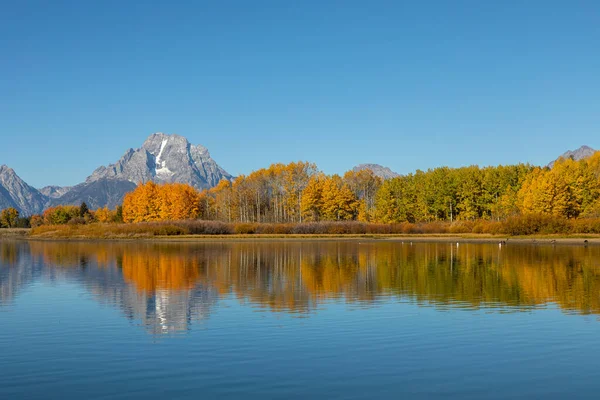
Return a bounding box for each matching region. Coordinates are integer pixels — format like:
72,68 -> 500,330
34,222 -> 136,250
15,153 -> 600,232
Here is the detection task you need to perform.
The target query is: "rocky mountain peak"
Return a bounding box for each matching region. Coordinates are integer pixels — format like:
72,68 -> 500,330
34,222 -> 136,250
39,185 -> 72,199
0,166 -> 47,215
352,164 -> 400,180
0,165 -> 15,175
142,132 -> 189,153
40,132 -> 234,210
548,145 -> 597,168
86,132 -> 232,189
141,133 -> 192,179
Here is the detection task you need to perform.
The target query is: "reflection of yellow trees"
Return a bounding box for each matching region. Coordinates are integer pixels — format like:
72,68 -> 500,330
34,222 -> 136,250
19,240 -> 600,315
195,245 -> 310,311
0,242 -> 19,265
496,247 -> 600,314
28,241 -> 118,269
27,242 -> 204,293
121,251 -> 202,292
300,248 -> 376,302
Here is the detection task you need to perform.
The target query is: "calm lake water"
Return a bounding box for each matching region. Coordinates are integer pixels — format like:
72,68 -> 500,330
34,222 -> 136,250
1,240 -> 600,399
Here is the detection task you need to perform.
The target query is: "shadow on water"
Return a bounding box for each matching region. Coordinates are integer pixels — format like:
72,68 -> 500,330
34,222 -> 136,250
2,240 -> 600,334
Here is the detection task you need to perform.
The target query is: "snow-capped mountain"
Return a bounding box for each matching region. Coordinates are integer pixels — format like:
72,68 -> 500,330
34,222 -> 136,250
87,133 -> 233,188
0,133 -> 235,214
45,133 -> 233,209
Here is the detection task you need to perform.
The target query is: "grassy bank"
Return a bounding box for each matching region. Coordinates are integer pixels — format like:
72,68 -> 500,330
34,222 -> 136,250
0,228 -> 29,238
22,216 -> 600,242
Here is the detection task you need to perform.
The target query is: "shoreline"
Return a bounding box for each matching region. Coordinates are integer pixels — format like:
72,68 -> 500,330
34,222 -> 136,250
2,230 -> 598,245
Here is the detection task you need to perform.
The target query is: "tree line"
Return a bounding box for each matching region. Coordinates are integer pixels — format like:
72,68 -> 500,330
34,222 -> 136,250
7,152 -> 600,229
116,153 -> 600,224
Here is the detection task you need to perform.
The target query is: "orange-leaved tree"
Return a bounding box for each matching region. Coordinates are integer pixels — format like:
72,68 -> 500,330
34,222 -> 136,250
122,182 -> 201,223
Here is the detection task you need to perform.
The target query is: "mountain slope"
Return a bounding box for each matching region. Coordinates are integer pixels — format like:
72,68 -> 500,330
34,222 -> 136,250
352,164 -> 400,179
87,133 -> 233,188
39,185 -> 72,199
548,145 -> 596,168
0,165 -> 48,215
50,179 -> 137,210
1,133 -> 233,213
49,132 -> 233,209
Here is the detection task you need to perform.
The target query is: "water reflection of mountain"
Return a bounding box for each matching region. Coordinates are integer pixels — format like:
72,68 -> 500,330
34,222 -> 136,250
78,266 -> 217,336
2,240 -> 600,331
0,241 -> 219,335
0,241 -> 41,305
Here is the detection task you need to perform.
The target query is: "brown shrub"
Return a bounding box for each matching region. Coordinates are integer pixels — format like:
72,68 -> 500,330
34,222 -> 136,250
472,220 -> 503,234
178,220 -> 233,235
30,216 -> 600,238
234,223 -> 259,234
571,219 -> 600,234
499,214 -> 571,236
448,221 -> 474,234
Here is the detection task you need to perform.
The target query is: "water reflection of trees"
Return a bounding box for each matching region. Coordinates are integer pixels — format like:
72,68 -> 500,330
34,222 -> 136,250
2,241 -> 600,325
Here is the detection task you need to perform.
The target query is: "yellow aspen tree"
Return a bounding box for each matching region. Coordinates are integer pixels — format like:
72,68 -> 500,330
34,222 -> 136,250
94,207 -> 113,223
301,174 -> 325,221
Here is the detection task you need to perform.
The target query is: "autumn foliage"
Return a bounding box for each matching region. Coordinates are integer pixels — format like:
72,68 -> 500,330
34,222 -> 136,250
198,162 -> 378,224
43,205 -> 81,225
122,182 -> 201,223
16,152 -> 600,235
0,207 -> 20,228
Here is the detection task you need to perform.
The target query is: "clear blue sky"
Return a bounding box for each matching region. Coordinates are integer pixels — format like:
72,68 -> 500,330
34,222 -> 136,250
1,0 -> 599,188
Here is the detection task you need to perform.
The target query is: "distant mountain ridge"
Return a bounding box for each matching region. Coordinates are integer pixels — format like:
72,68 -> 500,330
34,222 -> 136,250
0,165 -> 47,215
0,133 -> 233,214
547,145 -> 596,168
1,141 -> 598,216
39,185 -> 72,199
352,164 -> 400,179
50,179 -> 137,210
51,133 -> 234,209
